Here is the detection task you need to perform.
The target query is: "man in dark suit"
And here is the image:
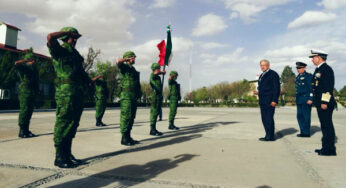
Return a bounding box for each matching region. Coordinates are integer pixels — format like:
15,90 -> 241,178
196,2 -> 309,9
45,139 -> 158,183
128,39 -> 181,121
295,62 -> 313,137
310,50 -> 337,156
255,59 -> 281,141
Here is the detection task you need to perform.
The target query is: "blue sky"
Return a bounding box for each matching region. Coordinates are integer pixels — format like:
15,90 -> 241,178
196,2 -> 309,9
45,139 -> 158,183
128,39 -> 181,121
1,0 -> 346,94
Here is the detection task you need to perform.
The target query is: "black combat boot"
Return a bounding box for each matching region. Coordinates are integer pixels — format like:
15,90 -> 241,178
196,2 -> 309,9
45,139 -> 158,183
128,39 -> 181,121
54,145 -> 76,168
168,120 -> 179,130
66,139 -> 84,165
96,118 -> 103,127
121,133 -> 134,146
128,132 -> 140,145
150,124 -> 163,136
18,128 -> 26,138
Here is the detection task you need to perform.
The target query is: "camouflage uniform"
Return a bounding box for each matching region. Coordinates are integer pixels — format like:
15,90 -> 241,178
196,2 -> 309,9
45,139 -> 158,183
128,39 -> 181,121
118,51 -> 141,145
47,27 -> 91,167
149,63 -> 163,135
16,50 -> 39,138
95,78 -> 108,126
168,71 -> 181,130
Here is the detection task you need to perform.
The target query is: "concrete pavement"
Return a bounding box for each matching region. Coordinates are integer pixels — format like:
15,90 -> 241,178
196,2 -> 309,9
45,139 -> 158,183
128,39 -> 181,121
0,107 -> 345,188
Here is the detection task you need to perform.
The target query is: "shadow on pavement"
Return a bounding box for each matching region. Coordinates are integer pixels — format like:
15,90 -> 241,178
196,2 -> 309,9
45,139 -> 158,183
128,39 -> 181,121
83,121 -> 239,162
275,128 -> 298,139
310,125 -> 321,136
50,154 -> 198,188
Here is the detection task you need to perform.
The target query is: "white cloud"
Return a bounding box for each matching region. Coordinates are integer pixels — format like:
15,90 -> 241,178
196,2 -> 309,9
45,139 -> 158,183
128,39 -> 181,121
200,42 -> 228,50
318,0 -> 346,10
288,11 -> 337,29
201,48 -> 248,67
222,0 -> 293,23
192,13 -> 228,37
150,0 -> 175,8
0,0 -> 136,59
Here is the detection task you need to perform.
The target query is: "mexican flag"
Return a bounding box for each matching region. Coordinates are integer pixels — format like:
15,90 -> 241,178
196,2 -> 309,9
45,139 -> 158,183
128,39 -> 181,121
157,25 -> 172,66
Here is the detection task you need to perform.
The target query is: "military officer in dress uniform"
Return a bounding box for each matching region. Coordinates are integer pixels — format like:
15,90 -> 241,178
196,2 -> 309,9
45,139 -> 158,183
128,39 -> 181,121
295,62 -> 313,137
310,49 -> 337,156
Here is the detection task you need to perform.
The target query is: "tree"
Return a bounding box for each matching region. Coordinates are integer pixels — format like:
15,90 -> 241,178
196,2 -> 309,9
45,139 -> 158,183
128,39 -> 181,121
141,82 -> 151,103
0,51 -> 19,89
281,66 -> 296,101
83,47 -> 101,73
229,79 -> 253,100
339,86 -> 346,100
95,61 -> 119,102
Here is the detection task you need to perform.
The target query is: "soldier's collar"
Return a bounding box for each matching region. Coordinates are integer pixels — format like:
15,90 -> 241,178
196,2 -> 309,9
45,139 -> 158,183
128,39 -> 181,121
62,42 -> 74,52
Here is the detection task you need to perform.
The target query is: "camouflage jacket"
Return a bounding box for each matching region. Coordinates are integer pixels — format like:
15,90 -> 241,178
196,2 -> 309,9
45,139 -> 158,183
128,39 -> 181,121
118,63 -> 141,100
150,73 -> 162,99
47,42 -> 91,95
95,78 -> 108,100
16,63 -> 39,94
168,79 -> 181,100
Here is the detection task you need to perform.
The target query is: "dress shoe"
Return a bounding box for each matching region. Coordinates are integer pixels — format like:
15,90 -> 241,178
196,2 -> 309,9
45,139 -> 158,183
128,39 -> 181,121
259,137 -> 275,141
314,148 -> 322,153
297,133 -> 310,138
96,121 -> 107,127
317,150 -> 337,156
150,129 -> 163,136
54,158 -> 76,168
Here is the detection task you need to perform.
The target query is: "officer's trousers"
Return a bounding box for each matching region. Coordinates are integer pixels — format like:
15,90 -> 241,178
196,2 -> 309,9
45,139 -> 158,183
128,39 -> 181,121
260,104 -> 275,138
317,107 -> 336,152
297,104 -> 312,135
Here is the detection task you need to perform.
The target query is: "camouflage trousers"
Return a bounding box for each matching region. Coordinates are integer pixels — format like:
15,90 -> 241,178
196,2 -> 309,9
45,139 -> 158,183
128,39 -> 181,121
18,90 -> 35,131
95,98 -> 106,122
169,99 -> 178,122
120,99 -> 137,135
150,97 -> 162,127
54,89 -> 84,147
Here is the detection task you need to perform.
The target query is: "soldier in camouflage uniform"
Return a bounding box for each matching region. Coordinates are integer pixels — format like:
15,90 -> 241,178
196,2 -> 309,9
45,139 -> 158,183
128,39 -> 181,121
149,63 -> 166,136
92,75 -> 108,127
47,27 -> 91,168
14,49 -> 39,138
117,51 -> 141,146
168,71 -> 181,130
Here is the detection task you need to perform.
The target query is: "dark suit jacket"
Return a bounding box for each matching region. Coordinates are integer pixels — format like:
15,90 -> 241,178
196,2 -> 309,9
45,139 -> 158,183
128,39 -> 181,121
312,63 -> 336,108
258,69 -> 281,106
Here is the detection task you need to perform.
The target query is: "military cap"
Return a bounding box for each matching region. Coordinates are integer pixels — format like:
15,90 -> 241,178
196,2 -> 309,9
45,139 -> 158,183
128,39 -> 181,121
170,71 -> 178,76
151,62 -> 161,71
59,26 -> 81,40
296,62 -> 307,69
309,49 -> 328,58
123,51 -> 136,58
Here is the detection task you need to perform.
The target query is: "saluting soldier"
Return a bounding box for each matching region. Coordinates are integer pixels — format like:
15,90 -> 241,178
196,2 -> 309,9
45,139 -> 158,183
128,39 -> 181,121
149,63 -> 166,136
14,48 -> 39,138
47,26 -> 92,168
168,71 -> 181,130
92,74 -> 108,127
117,51 -> 141,146
295,62 -> 313,137
310,50 -> 337,156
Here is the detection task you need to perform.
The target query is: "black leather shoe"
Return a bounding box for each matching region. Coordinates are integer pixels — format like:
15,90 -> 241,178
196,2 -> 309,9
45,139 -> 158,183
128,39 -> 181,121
318,150 -> 337,156
259,137 -> 275,141
297,134 -> 310,137
150,130 -> 163,136
96,122 -> 103,127
129,137 -> 140,145
315,149 -> 322,153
